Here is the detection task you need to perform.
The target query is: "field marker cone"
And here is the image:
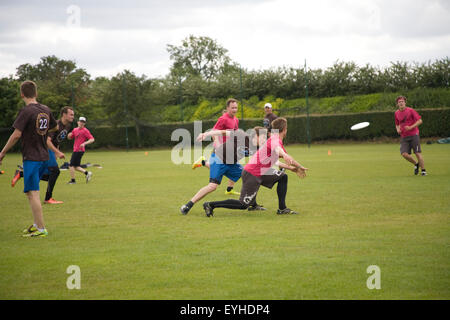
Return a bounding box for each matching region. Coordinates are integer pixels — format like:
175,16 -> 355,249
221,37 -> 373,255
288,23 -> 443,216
328,150 -> 332,156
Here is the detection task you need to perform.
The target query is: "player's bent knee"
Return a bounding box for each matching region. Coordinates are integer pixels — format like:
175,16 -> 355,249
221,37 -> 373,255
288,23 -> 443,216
208,183 -> 219,191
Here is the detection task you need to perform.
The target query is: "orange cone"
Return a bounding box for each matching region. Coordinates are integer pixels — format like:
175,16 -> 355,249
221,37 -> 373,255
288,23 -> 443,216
328,150 -> 332,156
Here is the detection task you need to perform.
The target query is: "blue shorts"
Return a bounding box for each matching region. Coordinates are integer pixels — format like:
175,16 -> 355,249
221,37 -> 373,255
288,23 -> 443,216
41,150 -> 58,177
23,160 -> 49,193
209,153 -> 243,185
48,149 -> 58,168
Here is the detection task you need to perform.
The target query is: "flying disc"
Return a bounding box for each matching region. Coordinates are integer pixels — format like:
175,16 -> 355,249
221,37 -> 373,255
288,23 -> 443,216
351,122 -> 370,131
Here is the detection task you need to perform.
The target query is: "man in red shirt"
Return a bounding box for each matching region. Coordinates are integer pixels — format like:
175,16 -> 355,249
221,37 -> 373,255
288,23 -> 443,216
67,116 -> 95,183
202,117 -> 308,217
394,96 -> 427,176
181,98 -> 242,215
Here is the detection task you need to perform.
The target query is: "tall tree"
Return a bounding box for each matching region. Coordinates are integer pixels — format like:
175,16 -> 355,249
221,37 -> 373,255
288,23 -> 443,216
102,70 -> 158,146
16,55 -> 90,113
167,35 -> 237,81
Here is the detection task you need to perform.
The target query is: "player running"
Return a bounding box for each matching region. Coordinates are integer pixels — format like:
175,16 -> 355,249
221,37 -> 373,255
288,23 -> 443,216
394,96 -> 427,176
67,116 -> 95,184
191,98 -> 240,196
0,80 -> 58,237
180,124 -> 268,215
202,117 -> 308,217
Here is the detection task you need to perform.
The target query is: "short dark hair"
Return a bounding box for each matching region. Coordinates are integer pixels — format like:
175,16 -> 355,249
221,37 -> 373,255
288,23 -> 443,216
271,117 -> 287,132
20,81 -> 37,98
226,98 -> 238,107
253,126 -> 267,137
60,106 -> 73,118
396,96 -> 407,104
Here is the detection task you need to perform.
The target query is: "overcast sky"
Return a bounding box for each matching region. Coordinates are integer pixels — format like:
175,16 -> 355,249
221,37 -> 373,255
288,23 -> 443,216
0,0 -> 449,79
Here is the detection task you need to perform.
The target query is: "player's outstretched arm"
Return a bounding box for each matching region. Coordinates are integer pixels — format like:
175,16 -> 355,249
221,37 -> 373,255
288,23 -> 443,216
196,130 -> 230,141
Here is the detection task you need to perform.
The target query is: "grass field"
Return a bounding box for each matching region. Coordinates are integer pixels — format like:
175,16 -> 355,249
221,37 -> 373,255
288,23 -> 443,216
0,143 -> 449,300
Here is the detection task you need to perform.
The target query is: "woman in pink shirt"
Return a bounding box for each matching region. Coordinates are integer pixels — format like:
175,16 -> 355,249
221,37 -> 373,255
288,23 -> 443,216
67,116 -> 95,184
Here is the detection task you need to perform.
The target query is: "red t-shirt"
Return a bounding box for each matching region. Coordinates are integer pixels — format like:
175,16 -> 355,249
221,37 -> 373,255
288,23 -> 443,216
213,112 -> 239,147
244,134 -> 286,177
71,127 -> 94,152
395,107 -> 421,138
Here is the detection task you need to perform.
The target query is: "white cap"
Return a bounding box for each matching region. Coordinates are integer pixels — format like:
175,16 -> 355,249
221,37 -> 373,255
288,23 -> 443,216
264,103 -> 272,109
79,116 -> 86,122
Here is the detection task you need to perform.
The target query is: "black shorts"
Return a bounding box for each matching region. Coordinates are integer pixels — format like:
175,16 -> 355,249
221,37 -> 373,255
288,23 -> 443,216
70,151 -> 85,167
400,135 -> 421,154
239,169 -> 286,206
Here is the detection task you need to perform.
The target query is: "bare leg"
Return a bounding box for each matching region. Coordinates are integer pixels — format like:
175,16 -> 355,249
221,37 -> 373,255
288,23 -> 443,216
26,191 -> 45,229
401,152 -> 417,165
69,166 -> 76,180
415,152 -> 425,169
191,183 -> 219,203
227,179 -> 235,188
75,166 -> 86,174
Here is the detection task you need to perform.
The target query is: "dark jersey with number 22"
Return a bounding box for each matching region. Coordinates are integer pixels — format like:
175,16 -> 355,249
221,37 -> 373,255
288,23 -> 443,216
13,103 -> 57,161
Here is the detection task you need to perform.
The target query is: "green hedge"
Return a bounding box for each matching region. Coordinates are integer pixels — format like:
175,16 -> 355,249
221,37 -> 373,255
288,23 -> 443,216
1,109 -> 449,152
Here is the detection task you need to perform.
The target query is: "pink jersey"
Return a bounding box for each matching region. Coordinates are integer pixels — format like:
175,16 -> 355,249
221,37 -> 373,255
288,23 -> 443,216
395,107 -> 421,138
244,135 -> 286,177
71,127 -> 94,152
213,112 -> 239,146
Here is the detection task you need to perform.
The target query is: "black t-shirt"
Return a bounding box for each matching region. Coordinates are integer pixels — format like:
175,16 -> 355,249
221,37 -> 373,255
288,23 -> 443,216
49,119 -> 72,149
214,129 -> 257,164
13,103 -> 57,161
263,113 -> 278,130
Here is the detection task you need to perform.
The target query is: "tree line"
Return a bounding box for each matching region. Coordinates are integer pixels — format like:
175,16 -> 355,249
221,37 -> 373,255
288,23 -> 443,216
1,35 -> 449,130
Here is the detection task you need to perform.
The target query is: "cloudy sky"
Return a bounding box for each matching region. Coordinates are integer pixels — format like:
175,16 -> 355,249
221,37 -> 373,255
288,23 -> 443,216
0,0 -> 449,79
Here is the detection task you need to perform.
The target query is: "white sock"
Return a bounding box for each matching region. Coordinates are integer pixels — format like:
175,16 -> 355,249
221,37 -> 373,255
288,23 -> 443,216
38,228 -> 46,232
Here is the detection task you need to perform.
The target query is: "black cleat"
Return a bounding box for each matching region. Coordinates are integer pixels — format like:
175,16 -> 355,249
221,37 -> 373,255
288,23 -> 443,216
248,204 -> 267,211
180,204 -> 191,215
203,202 -> 214,217
277,208 -> 298,215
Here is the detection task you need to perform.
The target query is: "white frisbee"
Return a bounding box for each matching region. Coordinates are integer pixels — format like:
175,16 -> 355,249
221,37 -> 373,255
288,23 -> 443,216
351,122 -> 370,131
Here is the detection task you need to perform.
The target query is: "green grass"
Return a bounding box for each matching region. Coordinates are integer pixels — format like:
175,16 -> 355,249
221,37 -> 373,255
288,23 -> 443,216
0,143 -> 449,299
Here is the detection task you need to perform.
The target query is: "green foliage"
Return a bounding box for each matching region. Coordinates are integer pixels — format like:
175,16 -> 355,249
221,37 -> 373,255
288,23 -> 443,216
0,77 -> 21,128
15,55 -> 91,115
167,35 -> 237,81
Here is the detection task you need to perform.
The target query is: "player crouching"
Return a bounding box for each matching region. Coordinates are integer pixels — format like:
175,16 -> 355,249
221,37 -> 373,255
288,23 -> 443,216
203,117 -> 308,217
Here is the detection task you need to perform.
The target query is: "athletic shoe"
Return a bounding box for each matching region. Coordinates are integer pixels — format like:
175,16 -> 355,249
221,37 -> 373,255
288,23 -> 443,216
11,169 -> 22,187
203,202 -> 214,217
180,204 -> 191,215
248,204 -> 267,211
414,163 -> 419,175
277,208 -> 298,215
225,190 -> 240,196
421,171 -> 427,176
86,171 -> 93,183
192,156 -> 206,169
23,229 -> 48,238
44,198 -> 64,204
23,225 -> 37,234
67,180 -> 76,184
